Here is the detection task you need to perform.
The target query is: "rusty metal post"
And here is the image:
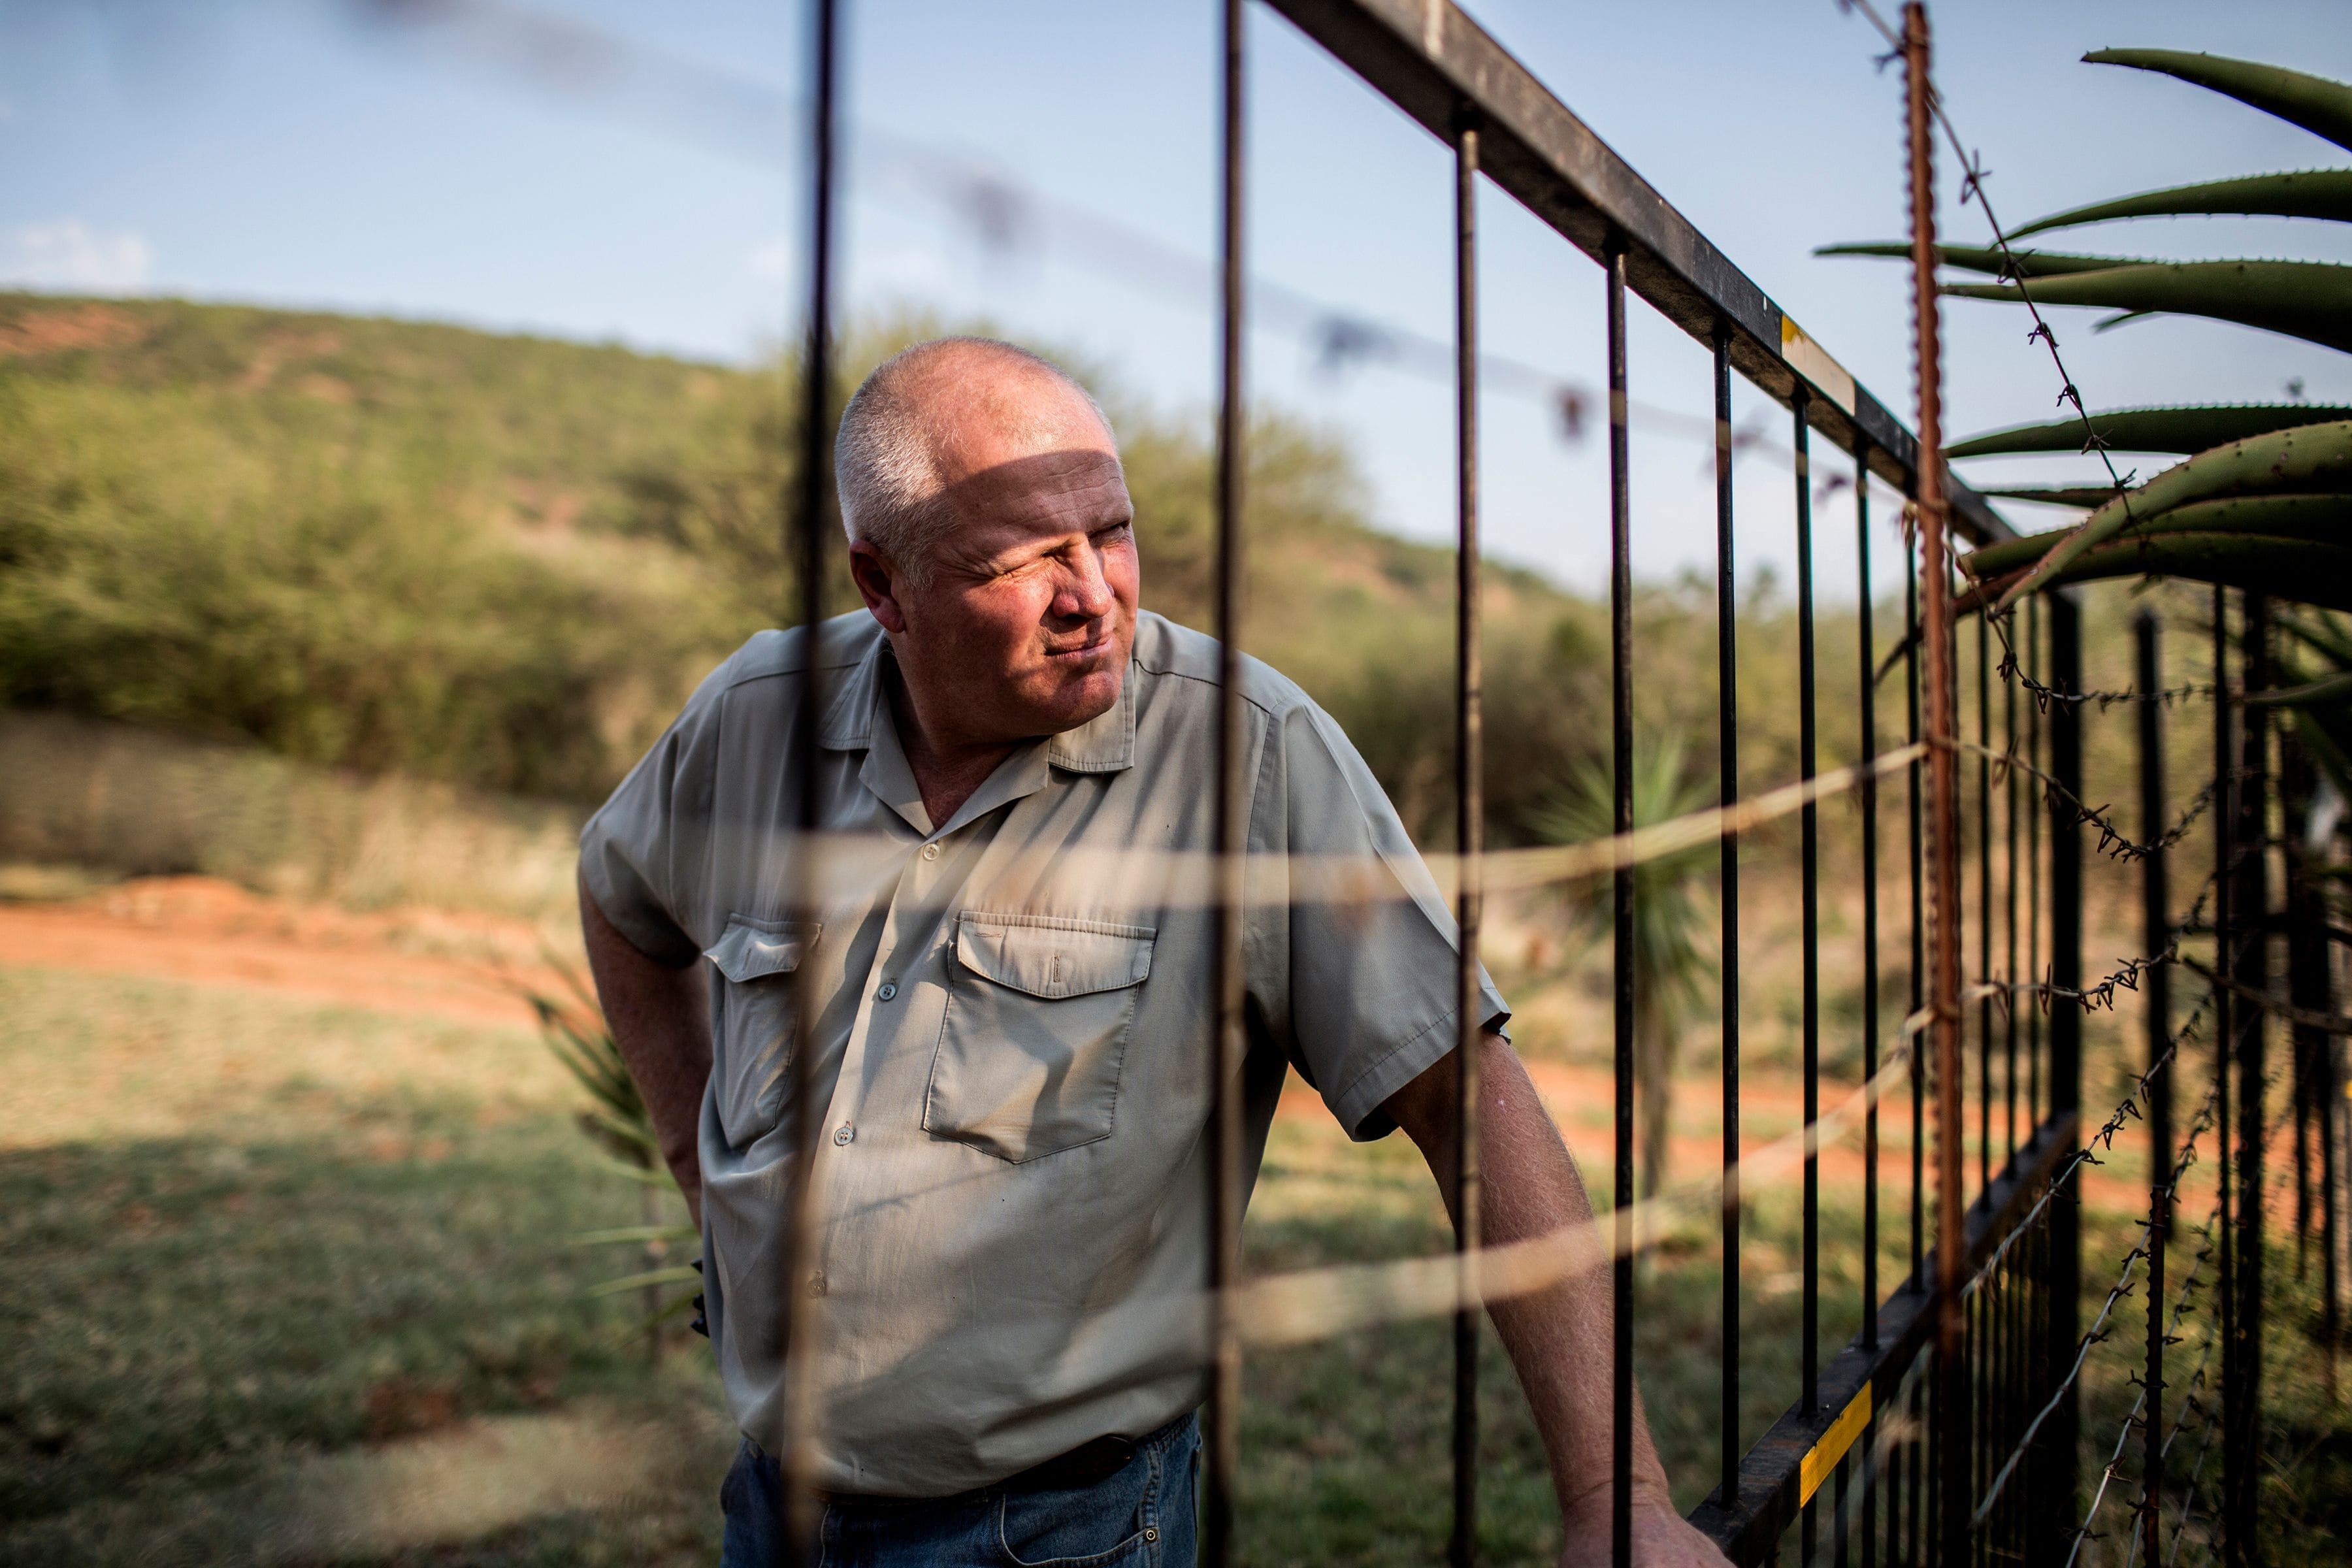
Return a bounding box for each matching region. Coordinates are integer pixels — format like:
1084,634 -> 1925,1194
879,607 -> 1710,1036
1901,7 -> 1968,1562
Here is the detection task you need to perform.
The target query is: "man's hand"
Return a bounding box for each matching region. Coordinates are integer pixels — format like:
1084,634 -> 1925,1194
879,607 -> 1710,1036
579,871 -> 712,1225
1559,1495 -> 1732,1568
1384,1032 -> 1733,1568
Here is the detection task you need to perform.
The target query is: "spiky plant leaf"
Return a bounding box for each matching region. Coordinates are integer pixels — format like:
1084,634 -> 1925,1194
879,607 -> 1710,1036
1942,261 -> 2352,355
1966,533 -> 2352,614
2085,49 -> 2352,155
1814,242 -> 2139,277
2008,170 -> 2352,238
2246,670 -> 2352,708
1980,485 -> 2136,508
1950,404 -> 2352,458
1967,495 -> 2352,578
1993,419 -> 2352,609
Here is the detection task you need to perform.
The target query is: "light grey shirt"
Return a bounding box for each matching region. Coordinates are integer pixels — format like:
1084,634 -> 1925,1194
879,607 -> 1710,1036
579,610 -> 1507,1496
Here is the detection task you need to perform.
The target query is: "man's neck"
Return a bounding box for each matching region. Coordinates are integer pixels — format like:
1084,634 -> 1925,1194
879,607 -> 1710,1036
885,661 -> 1019,832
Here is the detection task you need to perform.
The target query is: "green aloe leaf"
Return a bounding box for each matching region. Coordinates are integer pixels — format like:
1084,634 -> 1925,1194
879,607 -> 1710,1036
1814,242 -> 2137,278
1950,404 -> 2352,458
2244,669 -> 2352,708
1966,495 -> 2352,578
1942,261 -> 2352,355
2008,170 -> 2352,238
1979,485 -> 2134,508
1969,533 -> 2352,613
1993,419 -> 2352,610
2085,50 -> 2352,155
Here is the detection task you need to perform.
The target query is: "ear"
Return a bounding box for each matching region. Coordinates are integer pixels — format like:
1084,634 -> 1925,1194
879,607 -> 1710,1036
847,539 -> 911,635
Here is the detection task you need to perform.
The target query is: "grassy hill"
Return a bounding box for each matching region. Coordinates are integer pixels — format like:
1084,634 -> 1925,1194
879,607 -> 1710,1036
0,292 -> 1632,840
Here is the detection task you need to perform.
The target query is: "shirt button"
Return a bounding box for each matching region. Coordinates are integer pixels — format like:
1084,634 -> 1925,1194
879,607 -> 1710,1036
807,1271 -> 827,1298
921,843 -> 941,862
832,1125 -> 855,1147
876,981 -> 899,1002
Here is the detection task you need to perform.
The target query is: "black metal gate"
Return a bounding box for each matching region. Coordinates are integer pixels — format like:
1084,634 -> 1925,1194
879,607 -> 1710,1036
768,3 -> 2345,1565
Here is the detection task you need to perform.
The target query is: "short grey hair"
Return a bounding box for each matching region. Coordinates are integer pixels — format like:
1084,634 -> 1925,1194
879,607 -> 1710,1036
834,337 -> 1113,580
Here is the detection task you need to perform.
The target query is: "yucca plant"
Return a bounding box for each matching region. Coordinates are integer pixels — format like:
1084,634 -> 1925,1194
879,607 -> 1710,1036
525,962 -> 701,1360
1822,48 -> 2352,792
1535,732 -> 1718,1203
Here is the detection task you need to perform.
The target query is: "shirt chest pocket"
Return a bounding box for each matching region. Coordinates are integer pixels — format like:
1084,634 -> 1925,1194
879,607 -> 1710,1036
924,913 -> 1157,1165
703,916 -> 821,1147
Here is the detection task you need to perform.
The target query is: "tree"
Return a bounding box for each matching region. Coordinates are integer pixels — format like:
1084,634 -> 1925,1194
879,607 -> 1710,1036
1535,731 -> 1717,1201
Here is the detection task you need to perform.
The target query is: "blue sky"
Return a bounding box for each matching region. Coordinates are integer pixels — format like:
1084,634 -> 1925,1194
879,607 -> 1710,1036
5,0 -> 2349,600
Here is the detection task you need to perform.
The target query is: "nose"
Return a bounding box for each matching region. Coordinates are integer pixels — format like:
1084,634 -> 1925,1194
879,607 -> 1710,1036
1054,539 -> 1116,624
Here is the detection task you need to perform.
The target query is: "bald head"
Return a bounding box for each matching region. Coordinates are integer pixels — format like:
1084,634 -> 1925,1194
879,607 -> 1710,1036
835,337 -> 1118,580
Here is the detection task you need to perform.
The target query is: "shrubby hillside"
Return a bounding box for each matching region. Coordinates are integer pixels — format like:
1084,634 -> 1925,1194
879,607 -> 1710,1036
0,292 -> 1878,845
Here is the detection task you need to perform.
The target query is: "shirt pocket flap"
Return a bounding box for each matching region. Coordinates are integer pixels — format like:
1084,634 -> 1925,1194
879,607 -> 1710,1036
704,917 -> 821,984
953,914 -> 1155,1000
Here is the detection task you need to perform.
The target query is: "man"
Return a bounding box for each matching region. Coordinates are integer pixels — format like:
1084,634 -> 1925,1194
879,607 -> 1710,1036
579,336 -> 1726,1567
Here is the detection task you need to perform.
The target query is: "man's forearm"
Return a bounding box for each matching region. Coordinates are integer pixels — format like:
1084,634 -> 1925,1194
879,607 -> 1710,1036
578,871 -> 713,1223
1388,1033 -> 1675,1522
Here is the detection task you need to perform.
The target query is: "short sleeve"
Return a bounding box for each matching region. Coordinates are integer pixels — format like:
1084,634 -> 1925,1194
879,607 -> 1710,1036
578,666 -> 727,970
1245,699 -> 1511,1141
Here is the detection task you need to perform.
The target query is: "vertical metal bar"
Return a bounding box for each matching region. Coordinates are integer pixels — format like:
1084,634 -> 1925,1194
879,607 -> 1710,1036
2002,626 -> 2019,1166
2046,591 -> 2086,1558
2325,918 -> 2344,1401
2026,598 -> 2043,1128
1605,232 -> 1637,1568
2229,593 -> 2268,1568
2291,738 -> 2315,1281
1714,324 -> 1742,1511
1908,522 -> 1925,1290
2137,610 -> 2172,1568
1976,617 -> 1993,1193
2300,702 -> 2345,1396
1857,445 -> 1881,1360
1856,443 -> 1882,1568
1450,105 -> 1486,1568
1797,389 -> 1820,1441
1900,10 -> 1971,1562
2287,745 -> 2319,1282
2212,586 -> 2235,1568
1203,0 -> 1247,1558
777,2 -> 840,1560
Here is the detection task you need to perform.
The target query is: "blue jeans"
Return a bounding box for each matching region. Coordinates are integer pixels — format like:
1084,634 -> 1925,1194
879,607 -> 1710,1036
719,1413 -> 1200,1568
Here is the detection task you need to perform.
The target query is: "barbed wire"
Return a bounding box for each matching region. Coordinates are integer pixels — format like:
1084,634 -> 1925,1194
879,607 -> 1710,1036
1971,1067 -> 2223,1526
1836,0 -> 2145,539
1997,861 -> 2225,1015
1987,606 -> 2217,712
1965,988 -> 2214,1305
2111,1200 -> 2223,1568
1979,1034 -> 2306,1539
2073,1201 -> 2222,1568
1955,736 -> 2241,866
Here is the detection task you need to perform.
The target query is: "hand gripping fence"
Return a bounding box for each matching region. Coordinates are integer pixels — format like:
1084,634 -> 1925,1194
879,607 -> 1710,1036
752,5 -> 2344,1566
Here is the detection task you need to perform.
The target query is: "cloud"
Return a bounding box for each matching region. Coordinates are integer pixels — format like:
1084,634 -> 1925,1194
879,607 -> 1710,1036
1,218 -> 155,293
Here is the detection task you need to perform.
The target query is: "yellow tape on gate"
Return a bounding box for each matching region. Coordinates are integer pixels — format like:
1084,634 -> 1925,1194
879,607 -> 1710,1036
1799,1385 -> 1873,1506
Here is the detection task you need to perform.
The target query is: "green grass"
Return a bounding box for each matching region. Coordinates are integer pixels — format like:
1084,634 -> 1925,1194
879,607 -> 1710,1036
4,962 -> 2345,1565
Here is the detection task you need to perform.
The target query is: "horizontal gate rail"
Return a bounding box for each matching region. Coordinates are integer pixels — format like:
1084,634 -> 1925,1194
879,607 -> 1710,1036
1263,0 -> 2017,544
1687,1111 -> 2079,1563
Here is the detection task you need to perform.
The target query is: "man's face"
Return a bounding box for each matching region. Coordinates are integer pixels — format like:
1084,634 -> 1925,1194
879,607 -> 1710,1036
858,388 -> 1139,749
